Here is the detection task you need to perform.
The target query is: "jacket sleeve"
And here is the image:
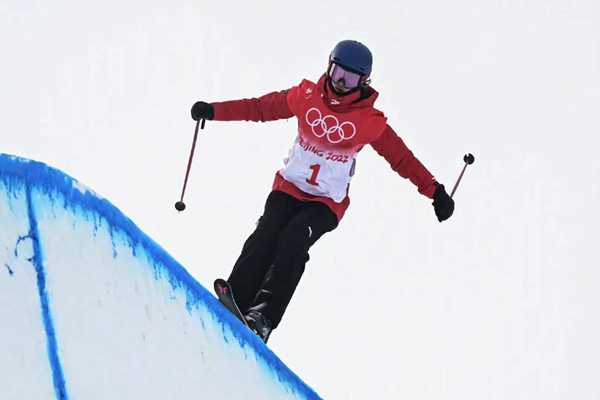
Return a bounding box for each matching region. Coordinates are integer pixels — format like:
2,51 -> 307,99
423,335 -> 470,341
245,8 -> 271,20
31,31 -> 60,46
211,89 -> 294,122
370,124 -> 438,198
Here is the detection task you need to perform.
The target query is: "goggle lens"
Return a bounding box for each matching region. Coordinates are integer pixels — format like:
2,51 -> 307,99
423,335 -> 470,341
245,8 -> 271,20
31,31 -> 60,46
328,63 -> 362,89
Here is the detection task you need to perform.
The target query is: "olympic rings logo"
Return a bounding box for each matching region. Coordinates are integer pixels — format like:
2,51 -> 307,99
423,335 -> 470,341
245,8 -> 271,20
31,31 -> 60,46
305,107 -> 356,144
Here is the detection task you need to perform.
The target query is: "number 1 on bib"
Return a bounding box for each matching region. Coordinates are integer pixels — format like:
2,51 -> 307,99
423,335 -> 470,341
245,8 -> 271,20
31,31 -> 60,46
306,164 -> 321,186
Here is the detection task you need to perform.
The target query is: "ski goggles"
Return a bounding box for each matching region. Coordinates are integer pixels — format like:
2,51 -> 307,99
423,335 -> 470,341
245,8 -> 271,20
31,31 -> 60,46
328,63 -> 363,89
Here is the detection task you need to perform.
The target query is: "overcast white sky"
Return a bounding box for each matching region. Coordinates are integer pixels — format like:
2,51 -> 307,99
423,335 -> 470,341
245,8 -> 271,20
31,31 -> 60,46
2,0 -> 600,398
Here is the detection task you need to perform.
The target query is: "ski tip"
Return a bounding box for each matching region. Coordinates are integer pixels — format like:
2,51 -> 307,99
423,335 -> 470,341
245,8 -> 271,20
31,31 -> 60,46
214,278 -> 227,288
213,278 -> 230,296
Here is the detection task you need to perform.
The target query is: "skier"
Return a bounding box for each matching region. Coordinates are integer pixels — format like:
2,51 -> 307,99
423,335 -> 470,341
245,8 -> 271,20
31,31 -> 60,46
191,40 -> 455,343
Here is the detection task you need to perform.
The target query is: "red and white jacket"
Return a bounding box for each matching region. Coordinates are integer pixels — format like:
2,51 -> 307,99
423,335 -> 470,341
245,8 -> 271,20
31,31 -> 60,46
211,74 -> 437,221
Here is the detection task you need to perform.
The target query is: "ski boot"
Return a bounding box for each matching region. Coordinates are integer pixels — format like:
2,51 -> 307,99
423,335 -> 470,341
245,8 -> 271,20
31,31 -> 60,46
245,309 -> 272,343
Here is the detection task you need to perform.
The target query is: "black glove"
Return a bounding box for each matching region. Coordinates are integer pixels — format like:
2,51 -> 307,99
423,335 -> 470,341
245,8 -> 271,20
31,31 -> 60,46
432,184 -> 454,222
191,101 -> 214,121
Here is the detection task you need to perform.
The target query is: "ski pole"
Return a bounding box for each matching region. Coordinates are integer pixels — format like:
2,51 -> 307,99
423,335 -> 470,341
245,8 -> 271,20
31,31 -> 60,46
175,119 -> 205,212
450,153 -> 475,198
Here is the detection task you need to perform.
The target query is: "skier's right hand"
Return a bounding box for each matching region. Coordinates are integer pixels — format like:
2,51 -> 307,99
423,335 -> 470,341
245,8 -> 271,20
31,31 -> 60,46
191,101 -> 215,121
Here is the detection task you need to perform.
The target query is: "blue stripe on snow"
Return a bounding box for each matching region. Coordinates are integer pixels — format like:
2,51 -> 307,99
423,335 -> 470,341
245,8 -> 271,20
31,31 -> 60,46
0,153 -> 321,400
25,185 -> 69,400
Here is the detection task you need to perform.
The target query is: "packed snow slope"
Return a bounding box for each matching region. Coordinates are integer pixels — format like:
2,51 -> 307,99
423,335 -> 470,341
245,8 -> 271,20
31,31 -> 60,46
0,153 -> 321,400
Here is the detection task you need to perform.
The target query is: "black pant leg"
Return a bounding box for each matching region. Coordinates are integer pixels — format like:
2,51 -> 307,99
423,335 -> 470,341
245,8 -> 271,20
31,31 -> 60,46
227,191 -> 301,313
252,201 -> 338,329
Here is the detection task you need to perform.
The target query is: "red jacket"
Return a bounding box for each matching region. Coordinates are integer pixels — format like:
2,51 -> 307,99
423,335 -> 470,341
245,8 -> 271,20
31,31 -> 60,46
211,75 -> 437,221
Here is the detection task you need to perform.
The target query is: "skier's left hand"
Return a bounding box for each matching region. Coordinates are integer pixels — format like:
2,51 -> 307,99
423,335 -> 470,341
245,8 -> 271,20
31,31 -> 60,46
432,184 -> 454,222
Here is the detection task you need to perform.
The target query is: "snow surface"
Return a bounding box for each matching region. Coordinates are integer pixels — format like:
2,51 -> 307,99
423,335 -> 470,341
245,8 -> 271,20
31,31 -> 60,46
0,154 -> 320,400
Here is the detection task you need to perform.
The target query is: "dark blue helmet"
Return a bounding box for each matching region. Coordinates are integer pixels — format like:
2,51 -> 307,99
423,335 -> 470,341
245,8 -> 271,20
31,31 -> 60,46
329,40 -> 373,77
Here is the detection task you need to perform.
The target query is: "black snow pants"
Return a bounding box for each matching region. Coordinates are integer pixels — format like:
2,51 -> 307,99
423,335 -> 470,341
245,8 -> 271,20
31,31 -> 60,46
227,190 -> 338,329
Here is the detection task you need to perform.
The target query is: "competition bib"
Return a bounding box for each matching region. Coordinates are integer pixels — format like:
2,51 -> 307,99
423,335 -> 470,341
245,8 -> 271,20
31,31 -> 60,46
280,107 -> 359,203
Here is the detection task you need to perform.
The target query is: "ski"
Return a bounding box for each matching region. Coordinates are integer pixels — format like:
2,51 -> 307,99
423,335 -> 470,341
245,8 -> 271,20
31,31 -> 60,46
213,278 -> 249,327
